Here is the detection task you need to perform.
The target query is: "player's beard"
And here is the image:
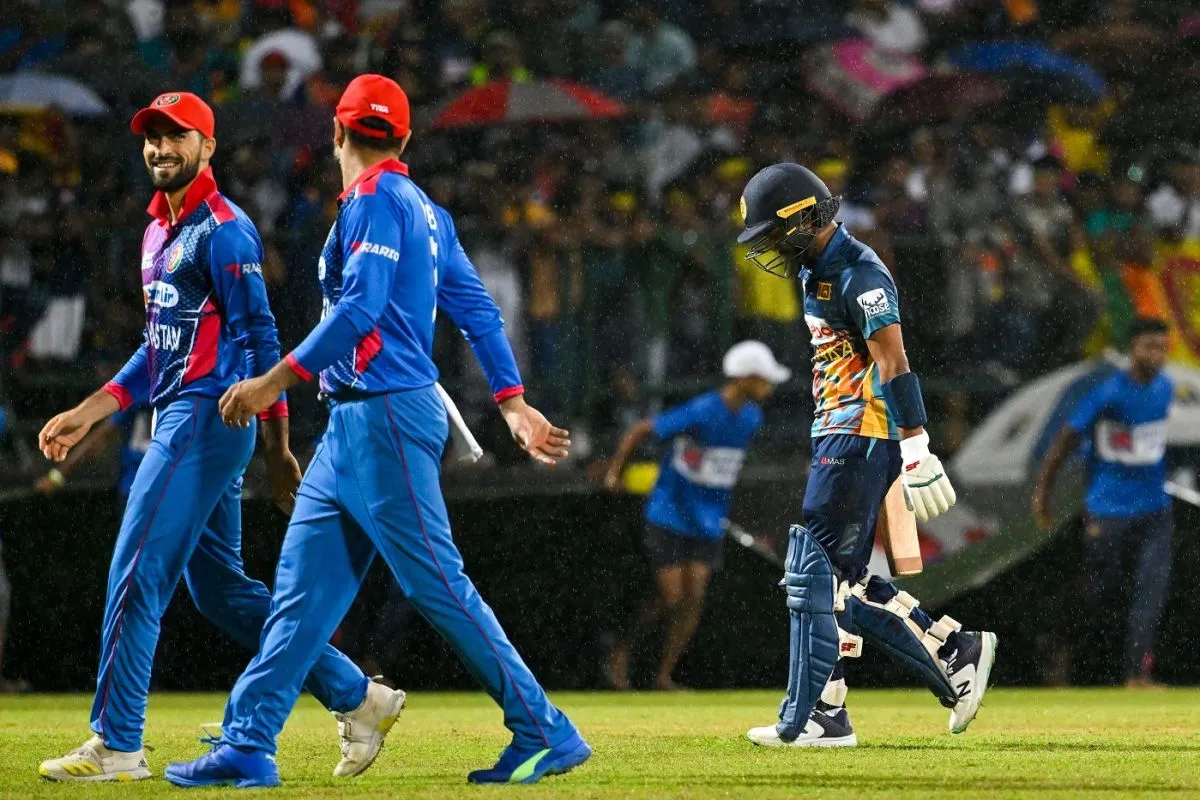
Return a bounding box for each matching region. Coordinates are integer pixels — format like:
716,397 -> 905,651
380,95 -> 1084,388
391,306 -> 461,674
147,153 -> 201,192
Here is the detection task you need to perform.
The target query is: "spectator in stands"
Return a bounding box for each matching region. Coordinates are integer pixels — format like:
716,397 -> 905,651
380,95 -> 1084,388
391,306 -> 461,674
582,21 -> 641,103
1146,148 -> 1200,243
624,1 -> 698,96
471,30 -> 532,85
240,8 -> 322,101
432,0 -> 492,89
1012,154 -> 1099,367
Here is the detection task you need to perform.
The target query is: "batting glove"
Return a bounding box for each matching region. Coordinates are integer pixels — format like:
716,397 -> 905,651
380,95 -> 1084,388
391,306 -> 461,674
899,431 -> 957,522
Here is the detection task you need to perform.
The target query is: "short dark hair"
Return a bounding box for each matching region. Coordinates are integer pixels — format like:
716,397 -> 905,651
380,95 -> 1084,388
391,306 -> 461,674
1128,316 -> 1170,344
344,117 -> 405,153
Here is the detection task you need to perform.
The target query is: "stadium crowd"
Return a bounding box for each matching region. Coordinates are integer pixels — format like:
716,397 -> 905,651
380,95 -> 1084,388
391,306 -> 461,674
1,0 -> 1198,461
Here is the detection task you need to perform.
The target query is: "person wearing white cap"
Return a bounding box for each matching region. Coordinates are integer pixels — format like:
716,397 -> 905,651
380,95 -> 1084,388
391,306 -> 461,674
602,341 -> 790,691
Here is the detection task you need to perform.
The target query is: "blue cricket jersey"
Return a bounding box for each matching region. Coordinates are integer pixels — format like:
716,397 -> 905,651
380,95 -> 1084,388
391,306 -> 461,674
800,225 -> 902,441
1067,369 -> 1173,518
285,159 -> 522,400
104,167 -> 288,418
645,391 -> 763,539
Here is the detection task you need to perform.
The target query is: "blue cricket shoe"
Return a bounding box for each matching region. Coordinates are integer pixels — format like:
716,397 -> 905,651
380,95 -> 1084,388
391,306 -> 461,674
467,731 -> 592,784
164,745 -> 281,789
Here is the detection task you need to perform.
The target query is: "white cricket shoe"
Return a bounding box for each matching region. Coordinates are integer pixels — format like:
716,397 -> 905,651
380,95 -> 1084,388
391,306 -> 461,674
333,679 -> 407,777
38,735 -> 152,782
944,630 -> 998,734
747,705 -> 858,748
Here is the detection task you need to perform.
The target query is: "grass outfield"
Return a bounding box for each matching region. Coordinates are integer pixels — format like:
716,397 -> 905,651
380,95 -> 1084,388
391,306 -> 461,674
2,689 -> 1199,798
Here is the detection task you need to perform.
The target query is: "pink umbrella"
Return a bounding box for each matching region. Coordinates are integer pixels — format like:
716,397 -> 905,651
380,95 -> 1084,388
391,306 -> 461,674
434,79 -> 626,129
805,39 -> 928,122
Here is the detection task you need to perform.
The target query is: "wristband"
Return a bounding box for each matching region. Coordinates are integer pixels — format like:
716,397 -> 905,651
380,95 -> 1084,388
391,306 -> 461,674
881,371 -> 928,429
47,468 -> 65,488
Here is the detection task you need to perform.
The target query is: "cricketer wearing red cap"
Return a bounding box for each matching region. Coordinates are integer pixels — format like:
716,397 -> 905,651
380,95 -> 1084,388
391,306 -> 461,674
36,91 -> 380,783
168,74 -> 592,788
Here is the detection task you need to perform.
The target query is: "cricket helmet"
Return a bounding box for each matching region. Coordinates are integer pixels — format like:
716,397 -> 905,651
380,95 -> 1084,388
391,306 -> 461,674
737,163 -> 840,279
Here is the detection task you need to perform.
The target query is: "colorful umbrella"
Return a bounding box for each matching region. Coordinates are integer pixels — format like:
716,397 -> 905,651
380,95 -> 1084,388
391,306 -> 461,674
804,39 -> 927,123
433,79 -> 626,129
867,73 -> 1007,133
0,72 -> 109,116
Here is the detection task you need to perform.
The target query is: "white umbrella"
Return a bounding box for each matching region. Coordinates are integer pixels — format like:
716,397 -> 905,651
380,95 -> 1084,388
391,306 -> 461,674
0,72 -> 109,116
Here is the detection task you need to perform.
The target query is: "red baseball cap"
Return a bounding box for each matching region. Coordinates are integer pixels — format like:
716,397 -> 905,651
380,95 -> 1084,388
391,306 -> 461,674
336,74 -> 410,140
130,92 -> 215,139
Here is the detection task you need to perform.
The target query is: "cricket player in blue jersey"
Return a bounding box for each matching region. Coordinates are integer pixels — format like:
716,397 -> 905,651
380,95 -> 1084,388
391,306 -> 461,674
736,163 -> 998,747
37,92 -> 401,782
1033,316 -> 1175,687
165,75 -> 590,789
602,341 -> 790,691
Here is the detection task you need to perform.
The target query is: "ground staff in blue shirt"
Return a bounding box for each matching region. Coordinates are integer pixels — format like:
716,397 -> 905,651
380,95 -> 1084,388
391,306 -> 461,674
602,341 -> 789,691
166,75 -> 590,789
36,92 -> 370,783
1034,316 -> 1175,686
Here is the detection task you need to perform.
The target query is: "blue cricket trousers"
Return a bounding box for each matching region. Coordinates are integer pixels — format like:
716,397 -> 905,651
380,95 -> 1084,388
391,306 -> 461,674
222,386 -> 577,754
90,398 -> 368,752
803,434 -> 902,582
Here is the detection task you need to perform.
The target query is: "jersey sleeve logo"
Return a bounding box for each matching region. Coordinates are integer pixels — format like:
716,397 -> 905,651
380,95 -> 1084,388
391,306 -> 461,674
817,281 -> 832,300
350,241 -> 400,261
166,244 -> 184,273
856,288 -> 890,320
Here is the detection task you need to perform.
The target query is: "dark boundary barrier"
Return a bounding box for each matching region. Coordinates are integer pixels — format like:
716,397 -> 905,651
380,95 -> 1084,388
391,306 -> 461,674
3,490 -> 1197,692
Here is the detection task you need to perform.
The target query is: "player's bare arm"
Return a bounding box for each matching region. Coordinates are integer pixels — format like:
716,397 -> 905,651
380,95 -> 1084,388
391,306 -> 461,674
604,419 -> 653,490
864,322 -> 922,439
38,389 -> 121,463
1032,426 -> 1079,530
259,415 -> 302,515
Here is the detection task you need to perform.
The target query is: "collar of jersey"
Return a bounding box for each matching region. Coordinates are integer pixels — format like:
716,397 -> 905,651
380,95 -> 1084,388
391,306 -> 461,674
146,166 -> 219,227
339,158 -> 409,202
810,223 -> 849,275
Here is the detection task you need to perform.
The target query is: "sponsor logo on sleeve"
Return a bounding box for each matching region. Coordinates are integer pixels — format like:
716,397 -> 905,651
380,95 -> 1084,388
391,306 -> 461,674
856,288 -> 891,320
224,262 -> 263,279
350,241 -> 400,261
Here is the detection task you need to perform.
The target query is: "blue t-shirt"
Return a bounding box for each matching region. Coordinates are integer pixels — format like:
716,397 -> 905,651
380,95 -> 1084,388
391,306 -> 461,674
1067,370 -> 1173,518
645,391 -> 763,539
111,407 -> 153,498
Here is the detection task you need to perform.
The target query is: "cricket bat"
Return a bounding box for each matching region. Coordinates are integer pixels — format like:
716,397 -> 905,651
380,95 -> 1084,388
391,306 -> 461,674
876,477 -> 923,576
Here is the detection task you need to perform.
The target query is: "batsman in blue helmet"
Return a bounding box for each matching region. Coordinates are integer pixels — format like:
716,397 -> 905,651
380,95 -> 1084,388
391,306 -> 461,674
736,163 -> 998,746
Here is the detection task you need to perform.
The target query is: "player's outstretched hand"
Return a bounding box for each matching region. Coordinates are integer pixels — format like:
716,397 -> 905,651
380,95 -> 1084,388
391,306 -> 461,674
38,410 -> 93,463
266,448 -> 303,516
499,395 -> 570,465
899,431 -> 957,523
219,376 -> 278,428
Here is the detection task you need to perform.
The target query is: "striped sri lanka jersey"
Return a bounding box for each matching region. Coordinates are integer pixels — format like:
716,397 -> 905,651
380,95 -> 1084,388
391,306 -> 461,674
800,224 -> 901,441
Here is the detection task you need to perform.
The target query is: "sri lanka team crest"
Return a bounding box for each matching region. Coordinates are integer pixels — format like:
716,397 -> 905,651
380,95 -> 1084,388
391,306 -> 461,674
166,244 -> 184,273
